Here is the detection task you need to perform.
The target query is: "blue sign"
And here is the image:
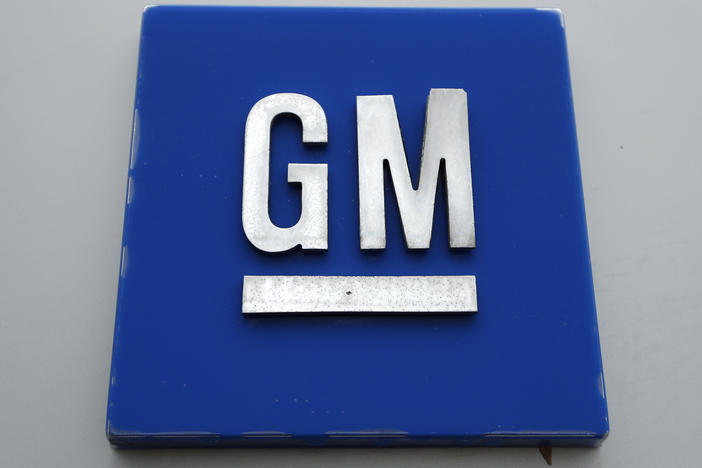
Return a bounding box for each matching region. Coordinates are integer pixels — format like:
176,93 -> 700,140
107,6 -> 608,447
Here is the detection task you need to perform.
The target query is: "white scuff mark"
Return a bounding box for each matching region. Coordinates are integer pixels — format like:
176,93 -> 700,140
108,428 -> 221,439
128,108 -> 140,171
119,246 -> 128,278
126,176 -> 134,205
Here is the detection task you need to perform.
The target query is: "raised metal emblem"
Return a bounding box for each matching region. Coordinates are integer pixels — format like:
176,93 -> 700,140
242,89 -> 476,315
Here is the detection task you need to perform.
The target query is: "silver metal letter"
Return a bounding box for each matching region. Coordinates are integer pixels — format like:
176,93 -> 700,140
357,88 -> 475,249
242,93 -> 328,252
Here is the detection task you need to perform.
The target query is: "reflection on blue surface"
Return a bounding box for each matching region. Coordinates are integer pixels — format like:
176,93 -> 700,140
107,6 -> 608,447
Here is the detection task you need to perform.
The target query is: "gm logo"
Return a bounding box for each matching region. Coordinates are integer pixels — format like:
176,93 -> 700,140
109,8 -> 607,449
240,89 -> 477,316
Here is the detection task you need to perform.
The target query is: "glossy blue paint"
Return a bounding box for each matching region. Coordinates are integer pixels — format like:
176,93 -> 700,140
107,6 -> 608,447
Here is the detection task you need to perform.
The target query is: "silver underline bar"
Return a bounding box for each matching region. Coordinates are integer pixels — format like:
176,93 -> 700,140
242,275 -> 477,315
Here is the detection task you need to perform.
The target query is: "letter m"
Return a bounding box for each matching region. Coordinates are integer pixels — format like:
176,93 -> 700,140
357,88 -> 475,249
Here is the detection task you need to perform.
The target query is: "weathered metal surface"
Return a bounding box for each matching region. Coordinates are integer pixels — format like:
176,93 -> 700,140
242,275 -> 478,315
242,93 -> 328,252
357,89 -> 475,249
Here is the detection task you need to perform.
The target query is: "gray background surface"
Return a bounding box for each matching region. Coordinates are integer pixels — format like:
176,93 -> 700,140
1,1 -> 701,466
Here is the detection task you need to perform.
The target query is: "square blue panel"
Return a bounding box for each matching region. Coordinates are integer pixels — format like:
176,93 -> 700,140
107,6 -> 608,447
